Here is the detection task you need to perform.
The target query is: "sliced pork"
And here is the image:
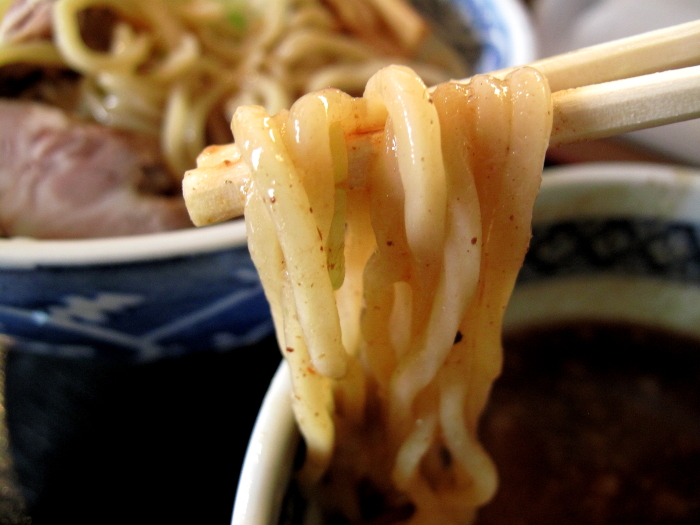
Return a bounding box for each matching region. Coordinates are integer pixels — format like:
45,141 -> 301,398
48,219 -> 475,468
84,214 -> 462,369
0,0 -> 55,44
0,100 -> 192,239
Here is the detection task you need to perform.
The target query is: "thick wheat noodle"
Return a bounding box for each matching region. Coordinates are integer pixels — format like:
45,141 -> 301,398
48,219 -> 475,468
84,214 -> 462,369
230,64 -> 552,523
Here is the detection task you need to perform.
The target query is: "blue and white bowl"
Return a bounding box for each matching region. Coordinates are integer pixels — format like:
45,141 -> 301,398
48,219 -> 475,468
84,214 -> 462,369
0,0 -> 535,363
507,163 -> 700,337
410,0 -> 535,73
234,161 -> 700,524
0,222 -> 272,362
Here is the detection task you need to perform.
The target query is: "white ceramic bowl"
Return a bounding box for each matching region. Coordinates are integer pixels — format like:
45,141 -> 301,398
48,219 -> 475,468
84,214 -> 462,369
234,162 -> 700,524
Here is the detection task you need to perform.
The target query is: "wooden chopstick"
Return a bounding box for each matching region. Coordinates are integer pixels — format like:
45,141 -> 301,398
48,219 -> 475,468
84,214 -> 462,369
550,63 -> 700,146
183,20 -> 700,226
492,19 -> 700,92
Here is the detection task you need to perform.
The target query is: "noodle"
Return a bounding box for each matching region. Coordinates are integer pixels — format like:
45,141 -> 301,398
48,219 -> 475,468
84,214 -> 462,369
226,65 -> 552,523
0,0 -> 469,180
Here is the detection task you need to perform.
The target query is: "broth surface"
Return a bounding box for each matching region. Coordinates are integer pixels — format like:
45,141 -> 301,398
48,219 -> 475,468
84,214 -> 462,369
477,322 -> 700,524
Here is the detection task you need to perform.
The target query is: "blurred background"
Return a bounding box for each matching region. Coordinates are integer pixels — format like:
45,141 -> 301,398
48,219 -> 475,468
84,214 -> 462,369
531,0 -> 700,167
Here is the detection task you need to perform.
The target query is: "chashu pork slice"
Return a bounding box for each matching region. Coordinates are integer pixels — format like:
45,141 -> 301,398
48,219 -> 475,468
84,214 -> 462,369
0,0 -> 55,44
0,99 -> 193,239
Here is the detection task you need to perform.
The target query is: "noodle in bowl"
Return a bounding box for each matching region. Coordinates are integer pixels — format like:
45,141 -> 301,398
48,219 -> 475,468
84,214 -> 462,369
235,162 -> 700,524
0,0 -> 533,362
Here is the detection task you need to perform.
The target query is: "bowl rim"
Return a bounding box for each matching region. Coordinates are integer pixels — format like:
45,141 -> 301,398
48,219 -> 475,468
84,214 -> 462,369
231,362 -> 297,525
0,220 -> 248,269
533,161 -> 700,223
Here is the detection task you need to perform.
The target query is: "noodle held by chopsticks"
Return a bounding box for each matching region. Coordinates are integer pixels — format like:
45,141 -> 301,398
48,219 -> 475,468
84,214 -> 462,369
228,65 -> 552,523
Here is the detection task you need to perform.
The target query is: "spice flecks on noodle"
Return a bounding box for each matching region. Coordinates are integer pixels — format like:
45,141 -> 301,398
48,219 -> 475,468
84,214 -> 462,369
234,65 -> 552,523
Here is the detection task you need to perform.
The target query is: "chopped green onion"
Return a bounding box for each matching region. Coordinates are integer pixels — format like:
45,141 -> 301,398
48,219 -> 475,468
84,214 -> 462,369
226,9 -> 246,32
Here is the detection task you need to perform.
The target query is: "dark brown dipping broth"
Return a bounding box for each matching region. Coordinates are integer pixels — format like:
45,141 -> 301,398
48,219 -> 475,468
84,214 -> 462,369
477,322 -> 700,525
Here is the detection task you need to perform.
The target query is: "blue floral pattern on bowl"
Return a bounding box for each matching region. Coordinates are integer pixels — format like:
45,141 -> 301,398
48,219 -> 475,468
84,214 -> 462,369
520,219 -> 700,285
412,0 -> 529,74
457,0 -> 513,72
0,244 -> 272,362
